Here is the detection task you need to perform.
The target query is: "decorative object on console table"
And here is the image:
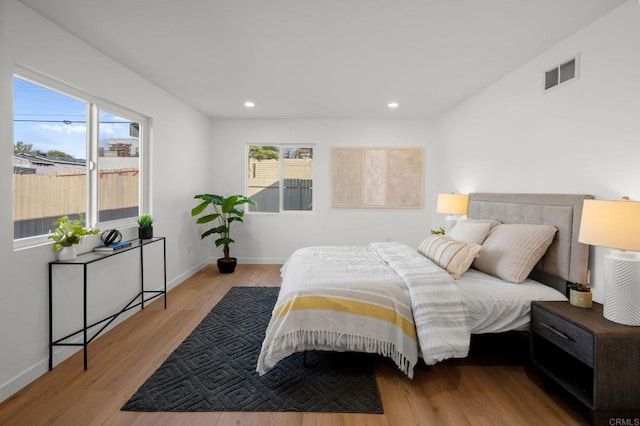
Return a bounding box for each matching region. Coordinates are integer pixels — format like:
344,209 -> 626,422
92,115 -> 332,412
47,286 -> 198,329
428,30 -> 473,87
94,240 -> 133,253
138,214 -> 154,239
48,214 -> 100,261
436,193 -> 468,234
531,301 -> 640,424
191,194 -> 256,274
100,229 -> 122,246
578,197 -> 640,325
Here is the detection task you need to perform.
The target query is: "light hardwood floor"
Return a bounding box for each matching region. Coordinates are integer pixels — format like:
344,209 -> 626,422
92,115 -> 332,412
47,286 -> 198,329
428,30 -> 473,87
0,264 -> 590,425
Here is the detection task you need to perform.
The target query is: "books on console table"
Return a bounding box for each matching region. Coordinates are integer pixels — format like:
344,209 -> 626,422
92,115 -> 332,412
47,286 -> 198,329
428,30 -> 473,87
94,240 -> 133,252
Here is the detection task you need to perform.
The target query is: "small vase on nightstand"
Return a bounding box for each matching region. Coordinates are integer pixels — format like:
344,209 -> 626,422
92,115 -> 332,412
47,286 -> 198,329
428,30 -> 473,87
569,287 -> 592,308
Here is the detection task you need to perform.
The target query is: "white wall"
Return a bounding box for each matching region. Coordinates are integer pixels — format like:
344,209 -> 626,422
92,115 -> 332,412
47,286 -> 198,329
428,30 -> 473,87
209,119 -> 439,263
0,0 -> 212,401
434,0 -> 640,302
2,0 -> 638,405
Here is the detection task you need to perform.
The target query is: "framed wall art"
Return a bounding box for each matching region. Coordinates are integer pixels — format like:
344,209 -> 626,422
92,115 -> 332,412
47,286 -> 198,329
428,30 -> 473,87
332,147 -> 423,208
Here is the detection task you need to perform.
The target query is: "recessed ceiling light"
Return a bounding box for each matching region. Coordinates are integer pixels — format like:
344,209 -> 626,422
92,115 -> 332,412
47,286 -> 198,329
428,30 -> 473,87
387,102 -> 399,109
244,101 -> 255,108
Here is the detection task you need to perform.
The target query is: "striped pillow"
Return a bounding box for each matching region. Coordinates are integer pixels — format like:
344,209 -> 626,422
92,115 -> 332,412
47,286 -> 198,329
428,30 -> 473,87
472,224 -> 557,283
418,235 -> 482,279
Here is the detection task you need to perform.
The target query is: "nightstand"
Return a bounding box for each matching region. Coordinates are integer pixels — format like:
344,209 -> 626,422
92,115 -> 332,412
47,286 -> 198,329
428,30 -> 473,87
531,301 -> 640,425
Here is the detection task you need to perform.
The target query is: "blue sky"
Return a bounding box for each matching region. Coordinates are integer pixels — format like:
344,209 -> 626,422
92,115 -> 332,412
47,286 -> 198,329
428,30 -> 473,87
13,77 -> 135,159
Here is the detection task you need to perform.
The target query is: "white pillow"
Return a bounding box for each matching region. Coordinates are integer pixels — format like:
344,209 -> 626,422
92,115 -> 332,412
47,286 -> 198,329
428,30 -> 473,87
464,219 -> 501,229
418,234 -> 482,279
472,224 -> 557,284
448,221 -> 492,245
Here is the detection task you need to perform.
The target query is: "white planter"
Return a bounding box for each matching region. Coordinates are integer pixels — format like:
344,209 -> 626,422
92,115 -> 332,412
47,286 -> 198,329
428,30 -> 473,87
57,246 -> 77,261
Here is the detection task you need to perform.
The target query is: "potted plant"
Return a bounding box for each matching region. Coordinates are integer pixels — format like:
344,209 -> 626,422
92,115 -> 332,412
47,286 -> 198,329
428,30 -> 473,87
569,282 -> 592,308
49,214 -> 100,260
430,227 -> 445,235
138,214 -> 154,239
191,193 -> 256,274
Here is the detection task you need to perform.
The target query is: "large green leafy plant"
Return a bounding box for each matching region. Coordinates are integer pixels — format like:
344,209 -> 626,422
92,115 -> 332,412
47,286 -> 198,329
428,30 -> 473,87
191,194 -> 256,259
48,215 -> 99,251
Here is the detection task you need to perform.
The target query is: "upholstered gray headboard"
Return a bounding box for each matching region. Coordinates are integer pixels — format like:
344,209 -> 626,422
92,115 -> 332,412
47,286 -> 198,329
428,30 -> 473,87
467,193 -> 593,294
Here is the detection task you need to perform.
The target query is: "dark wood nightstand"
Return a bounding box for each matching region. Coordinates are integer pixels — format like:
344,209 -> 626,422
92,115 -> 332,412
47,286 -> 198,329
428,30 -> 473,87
531,301 -> 640,425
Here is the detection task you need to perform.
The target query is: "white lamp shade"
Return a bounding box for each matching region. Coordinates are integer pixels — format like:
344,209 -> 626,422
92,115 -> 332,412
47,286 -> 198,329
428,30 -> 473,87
578,199 -> 640,252
436,193 -> 468,215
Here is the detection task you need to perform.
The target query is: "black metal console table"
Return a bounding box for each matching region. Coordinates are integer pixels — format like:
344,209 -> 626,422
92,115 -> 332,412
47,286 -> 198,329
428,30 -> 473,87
49,237 -> 167,371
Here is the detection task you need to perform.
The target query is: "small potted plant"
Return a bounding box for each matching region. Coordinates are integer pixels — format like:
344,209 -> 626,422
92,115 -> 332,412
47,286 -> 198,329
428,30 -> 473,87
430,227 -> 445,235
191,193 -> 256,273
569,282 -> 592,308
138,214 -> 154,239
49,214 -> 100,260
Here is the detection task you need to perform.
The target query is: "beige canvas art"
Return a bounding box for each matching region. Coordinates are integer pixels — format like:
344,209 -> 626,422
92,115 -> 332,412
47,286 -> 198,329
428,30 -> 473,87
332,147 -> 423,208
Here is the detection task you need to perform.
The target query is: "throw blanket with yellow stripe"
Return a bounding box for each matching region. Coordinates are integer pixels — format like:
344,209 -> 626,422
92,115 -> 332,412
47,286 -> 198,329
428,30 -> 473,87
257,243 -> 470,378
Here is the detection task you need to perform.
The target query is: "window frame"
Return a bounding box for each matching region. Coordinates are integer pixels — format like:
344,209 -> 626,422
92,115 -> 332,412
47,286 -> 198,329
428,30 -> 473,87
12,67 -> 151,250
245,143 -> 315,214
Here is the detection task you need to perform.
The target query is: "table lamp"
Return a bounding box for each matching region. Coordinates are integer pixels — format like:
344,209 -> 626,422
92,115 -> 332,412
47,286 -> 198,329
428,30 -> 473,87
578,197 -> 640,326
436,193 -> 468,234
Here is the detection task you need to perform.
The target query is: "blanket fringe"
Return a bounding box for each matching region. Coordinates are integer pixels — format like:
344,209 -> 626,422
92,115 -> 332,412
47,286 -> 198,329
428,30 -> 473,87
271,330 -> 415,379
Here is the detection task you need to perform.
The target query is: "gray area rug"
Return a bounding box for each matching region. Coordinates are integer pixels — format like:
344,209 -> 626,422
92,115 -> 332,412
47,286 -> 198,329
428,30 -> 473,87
122,286 -> 383,413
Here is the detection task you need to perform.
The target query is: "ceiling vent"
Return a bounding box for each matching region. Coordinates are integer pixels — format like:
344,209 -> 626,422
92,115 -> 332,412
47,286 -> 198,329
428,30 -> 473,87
544,55 -> 579,91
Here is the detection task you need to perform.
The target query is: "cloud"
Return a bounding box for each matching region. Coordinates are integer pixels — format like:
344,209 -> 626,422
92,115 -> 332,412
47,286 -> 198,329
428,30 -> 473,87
38,123 -> 87,135
99,123 -> 117,134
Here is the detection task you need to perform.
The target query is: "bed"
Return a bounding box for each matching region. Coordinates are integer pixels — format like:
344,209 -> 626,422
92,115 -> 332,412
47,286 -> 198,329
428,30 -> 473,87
257,193 -> 592,378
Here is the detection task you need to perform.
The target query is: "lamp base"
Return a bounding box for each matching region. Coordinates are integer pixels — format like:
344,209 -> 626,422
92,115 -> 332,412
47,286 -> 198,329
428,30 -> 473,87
603,253 -> 640,326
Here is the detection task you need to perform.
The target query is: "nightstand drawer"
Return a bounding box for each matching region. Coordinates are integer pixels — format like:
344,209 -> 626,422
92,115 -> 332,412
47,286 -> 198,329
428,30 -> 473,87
531,305 -> 594,366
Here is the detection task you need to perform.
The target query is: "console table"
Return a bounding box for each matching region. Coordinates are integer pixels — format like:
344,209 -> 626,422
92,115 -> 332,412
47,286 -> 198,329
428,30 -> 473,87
49,237 -> 167,371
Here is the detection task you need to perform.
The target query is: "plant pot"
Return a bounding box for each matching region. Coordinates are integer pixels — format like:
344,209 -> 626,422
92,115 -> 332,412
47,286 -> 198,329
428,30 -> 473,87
138,226 -> 153,239
570,288 -> 592,308
217,257 -> 237,274
58,246 -> 77,261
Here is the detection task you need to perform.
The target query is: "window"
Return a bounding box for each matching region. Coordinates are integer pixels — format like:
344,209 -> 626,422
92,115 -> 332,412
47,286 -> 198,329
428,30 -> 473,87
247,145 -> 313,213
97,108 -> 141,222
12,70 -> 149,246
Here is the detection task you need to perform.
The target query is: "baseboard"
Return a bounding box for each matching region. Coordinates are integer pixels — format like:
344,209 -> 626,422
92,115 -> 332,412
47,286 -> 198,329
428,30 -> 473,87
0,358 -> 49,403
0,260 -> 208,404
170,261 -> 208,288
237,257 -> 287,264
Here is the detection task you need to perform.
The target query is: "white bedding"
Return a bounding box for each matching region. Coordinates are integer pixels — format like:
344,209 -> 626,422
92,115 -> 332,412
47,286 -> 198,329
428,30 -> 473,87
257,243 -> 567,378
257,243 -> 470,378
457,268 -> 567,334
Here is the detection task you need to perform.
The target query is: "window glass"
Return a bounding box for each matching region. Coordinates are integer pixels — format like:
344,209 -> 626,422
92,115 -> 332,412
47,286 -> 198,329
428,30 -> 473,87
12,72 -> 149,246
247,145 -> 313,212
13,76 -> 88,239
283,146 -> 313,211
247,145 -> 280,213
97,109 -> 140,222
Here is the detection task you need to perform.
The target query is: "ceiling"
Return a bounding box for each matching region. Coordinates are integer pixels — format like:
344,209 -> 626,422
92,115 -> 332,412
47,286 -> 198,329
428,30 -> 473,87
19,0 -> 627,119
